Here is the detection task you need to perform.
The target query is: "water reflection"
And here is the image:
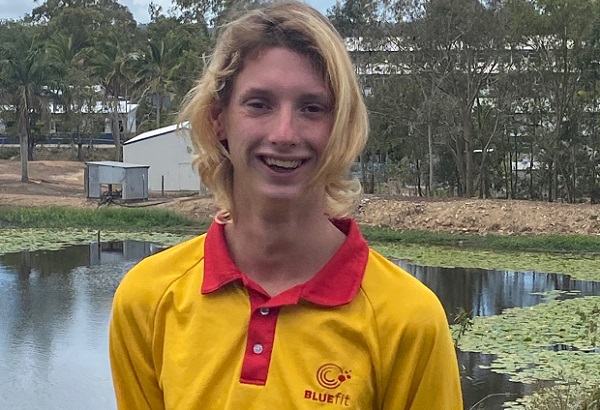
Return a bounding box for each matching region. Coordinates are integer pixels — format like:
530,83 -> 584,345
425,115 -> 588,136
1,245 -> 599,410
0,242 -> 154,410
397,261 -> 600,317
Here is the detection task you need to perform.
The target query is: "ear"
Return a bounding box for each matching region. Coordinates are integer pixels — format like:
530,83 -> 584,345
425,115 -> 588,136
210,103 -> 226,142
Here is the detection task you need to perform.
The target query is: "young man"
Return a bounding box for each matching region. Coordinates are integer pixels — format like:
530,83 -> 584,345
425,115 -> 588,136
109,1 -> 463,409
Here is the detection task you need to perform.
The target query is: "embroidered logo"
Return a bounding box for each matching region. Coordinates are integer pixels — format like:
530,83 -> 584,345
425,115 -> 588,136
304,363 -> 352,407
316,364 -> 352,389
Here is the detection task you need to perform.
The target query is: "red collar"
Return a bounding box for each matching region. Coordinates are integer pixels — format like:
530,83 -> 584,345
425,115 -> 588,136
201,219 -> 369,307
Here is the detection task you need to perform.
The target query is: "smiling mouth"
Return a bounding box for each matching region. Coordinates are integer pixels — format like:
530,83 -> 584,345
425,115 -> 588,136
262,156 -> 302,171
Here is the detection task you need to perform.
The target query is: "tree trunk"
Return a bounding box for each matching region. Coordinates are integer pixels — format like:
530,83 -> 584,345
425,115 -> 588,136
428,122 -> 434,196
18,109 -> 29,183
360,153 -> 372,194
463,109 -> 474,197
415,159 -> 423,197
28,139 -> 35,161
111,100 -> 122,161
454,132 -> 465,197
156,94 -> 162,129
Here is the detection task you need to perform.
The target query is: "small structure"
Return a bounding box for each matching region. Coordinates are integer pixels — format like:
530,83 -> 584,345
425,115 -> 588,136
85,161 -> 149,201
123,123 -> 204,192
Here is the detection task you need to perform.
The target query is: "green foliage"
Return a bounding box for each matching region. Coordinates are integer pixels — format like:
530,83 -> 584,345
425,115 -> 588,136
29,0 -> 138,51
0,206 -> 202,230
360,224 -> 600,253
504,383 -> 600,410
0,1 -> 211,167
3,0 -> 600,201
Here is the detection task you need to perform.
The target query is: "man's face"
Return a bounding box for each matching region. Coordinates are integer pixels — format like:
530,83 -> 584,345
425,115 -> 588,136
215,47 -> 334,205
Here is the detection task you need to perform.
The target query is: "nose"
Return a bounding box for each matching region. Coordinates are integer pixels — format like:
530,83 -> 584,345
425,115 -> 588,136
268,105 -> 297,146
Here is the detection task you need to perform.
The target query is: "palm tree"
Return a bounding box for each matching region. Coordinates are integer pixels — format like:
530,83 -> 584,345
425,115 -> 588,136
0,24 -> 50,182
86,34 -> 133,161
138,18 -> 211,130
133,38 -> 175,129
46,33 -> 89,160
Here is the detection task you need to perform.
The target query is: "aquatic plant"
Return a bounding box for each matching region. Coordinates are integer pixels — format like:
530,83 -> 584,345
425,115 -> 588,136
454,295 -> 600,409
504,383 -> 600,410
0,228 -> 194,254
452,307 -> 474,346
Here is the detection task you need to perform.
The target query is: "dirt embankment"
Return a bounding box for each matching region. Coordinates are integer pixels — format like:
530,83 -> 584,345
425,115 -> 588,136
2,159 -> 600,236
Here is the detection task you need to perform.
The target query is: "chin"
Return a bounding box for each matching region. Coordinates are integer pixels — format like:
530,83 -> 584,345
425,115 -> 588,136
259,186 -> 309,202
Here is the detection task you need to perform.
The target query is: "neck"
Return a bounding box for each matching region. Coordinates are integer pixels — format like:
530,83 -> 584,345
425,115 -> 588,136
224,196 -> 346,296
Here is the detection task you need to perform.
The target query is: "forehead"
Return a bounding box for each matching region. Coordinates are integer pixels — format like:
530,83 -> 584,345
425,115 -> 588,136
231,47 -> 331,98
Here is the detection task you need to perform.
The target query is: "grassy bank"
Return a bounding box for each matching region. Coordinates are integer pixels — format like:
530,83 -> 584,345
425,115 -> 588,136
360,225 -> 600,254
0,205 -> 207,231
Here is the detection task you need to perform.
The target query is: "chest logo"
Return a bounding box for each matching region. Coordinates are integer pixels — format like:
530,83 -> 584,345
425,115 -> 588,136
303,363 -> 352,407
316,364 -> 352,389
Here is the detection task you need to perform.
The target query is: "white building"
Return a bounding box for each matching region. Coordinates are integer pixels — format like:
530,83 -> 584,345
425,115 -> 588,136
48,100 -> 139,135
123,123 -> 202,192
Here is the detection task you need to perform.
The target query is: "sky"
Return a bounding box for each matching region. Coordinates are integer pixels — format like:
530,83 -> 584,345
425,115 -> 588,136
0,0 -> 337,23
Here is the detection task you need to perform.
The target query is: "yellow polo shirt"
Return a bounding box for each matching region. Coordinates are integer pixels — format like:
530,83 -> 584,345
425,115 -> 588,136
109,219 -> 462,409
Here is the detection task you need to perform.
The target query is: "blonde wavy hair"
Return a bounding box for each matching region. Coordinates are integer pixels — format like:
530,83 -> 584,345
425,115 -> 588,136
179,0 -> 368,219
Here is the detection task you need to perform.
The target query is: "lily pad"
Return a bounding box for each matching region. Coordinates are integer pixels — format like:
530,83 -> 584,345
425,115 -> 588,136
0,228 -> 194,254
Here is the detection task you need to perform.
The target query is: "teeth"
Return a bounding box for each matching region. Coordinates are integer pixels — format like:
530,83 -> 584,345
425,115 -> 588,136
264,157 -> 301,169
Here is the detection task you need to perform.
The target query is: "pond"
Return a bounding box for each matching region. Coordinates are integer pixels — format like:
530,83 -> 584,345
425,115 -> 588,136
1,243 -> 599,410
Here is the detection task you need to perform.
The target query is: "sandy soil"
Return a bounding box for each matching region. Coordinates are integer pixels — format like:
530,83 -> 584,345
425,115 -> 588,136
2,159 -> 600,236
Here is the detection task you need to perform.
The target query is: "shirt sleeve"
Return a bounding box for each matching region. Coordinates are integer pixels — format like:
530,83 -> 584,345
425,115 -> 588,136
381,302 -> 463,410
109,273 -> 165,410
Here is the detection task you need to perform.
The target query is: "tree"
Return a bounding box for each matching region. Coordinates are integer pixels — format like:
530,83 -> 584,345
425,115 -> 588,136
506,0 -> 600,202
173,0 -> 266,25
0,23 -> 50,182
133,17 -> 210,130
328,0 -> 395,193
576,17 -> 600,203
30,0 -> 139,51
403,0 -> 508,197
133,39 -> 174,129
45,33 -> 91,160
86,34 -> 134,161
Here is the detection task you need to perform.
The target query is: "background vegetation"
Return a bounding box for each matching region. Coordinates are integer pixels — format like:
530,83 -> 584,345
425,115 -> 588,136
3,0 -> 600,204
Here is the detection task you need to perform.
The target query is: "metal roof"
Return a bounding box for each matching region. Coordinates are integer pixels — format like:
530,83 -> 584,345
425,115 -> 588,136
86,161 -> 149,168
123,122 -> 189,146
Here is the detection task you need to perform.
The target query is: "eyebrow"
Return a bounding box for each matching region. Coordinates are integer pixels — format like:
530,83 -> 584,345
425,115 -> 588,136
238,87 -> 332,105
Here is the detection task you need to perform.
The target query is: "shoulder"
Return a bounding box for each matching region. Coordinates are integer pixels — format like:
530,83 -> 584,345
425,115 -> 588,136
360,248 -> 448,331
112,234 -> 207,316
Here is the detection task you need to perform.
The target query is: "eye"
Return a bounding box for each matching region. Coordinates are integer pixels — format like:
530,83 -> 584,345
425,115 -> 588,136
245,99 -> 270,112
302,103 -> 328,115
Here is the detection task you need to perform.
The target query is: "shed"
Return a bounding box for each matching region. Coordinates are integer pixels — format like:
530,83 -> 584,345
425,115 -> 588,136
123,123 -> 202,192
85,161 -> 149,201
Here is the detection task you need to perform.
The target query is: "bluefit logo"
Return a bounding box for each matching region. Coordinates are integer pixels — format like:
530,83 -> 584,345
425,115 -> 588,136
316,364 -> 352,389
303,363 -> 352,406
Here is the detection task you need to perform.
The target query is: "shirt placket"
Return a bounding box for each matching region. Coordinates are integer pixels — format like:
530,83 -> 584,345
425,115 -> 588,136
239,288 -> 282,385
